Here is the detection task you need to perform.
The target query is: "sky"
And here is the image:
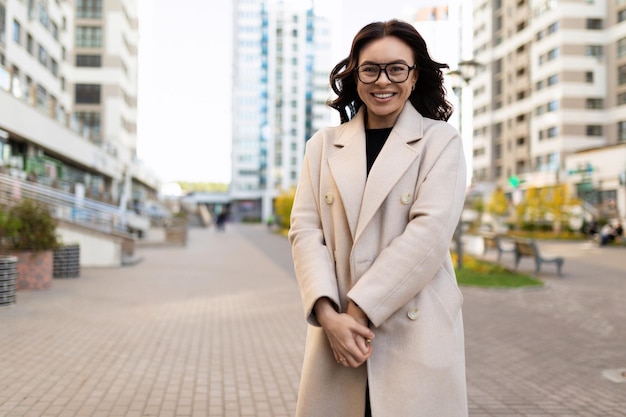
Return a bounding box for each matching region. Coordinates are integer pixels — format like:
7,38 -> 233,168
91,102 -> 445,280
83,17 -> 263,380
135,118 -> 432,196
137,0 -> 449,185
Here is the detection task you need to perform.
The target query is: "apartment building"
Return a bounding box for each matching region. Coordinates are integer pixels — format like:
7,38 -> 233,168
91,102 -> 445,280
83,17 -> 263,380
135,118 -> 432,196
229,0 -> 333,222
0,0 -> 158,207
471,0 -> 626,219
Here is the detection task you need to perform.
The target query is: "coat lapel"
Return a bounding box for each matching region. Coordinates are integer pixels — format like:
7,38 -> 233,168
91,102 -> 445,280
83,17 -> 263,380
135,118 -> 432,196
328,111 -> 367,239
355,104 -> 424,242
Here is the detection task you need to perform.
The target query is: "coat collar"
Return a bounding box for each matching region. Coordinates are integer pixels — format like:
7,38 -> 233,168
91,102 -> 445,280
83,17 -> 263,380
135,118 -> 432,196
328,103 -> 424,240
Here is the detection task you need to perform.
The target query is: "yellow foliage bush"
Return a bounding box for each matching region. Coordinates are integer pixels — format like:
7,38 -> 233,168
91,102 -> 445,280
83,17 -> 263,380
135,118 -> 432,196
274,188 -> 295,229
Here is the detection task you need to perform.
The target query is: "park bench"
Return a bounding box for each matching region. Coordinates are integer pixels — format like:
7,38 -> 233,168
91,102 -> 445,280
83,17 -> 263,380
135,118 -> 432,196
513,239 -> 564,277
482,233 -> 516,261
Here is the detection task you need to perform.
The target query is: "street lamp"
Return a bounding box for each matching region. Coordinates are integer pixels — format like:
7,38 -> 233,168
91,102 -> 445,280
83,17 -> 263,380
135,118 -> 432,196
447,59 -> 482,270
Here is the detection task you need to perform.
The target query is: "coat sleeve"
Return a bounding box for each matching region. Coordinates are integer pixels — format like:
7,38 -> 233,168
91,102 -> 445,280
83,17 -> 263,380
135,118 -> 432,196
347,124 -> 467,327
288,135 -> 340,326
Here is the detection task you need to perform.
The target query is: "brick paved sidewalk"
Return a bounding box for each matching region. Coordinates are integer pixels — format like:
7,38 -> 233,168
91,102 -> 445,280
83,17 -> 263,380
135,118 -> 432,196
1,225 -> 625,417
0,226 -> 306,417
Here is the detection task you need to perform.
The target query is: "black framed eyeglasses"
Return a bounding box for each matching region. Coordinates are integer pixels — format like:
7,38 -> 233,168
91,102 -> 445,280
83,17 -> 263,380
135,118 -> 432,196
355,63 -> 417,84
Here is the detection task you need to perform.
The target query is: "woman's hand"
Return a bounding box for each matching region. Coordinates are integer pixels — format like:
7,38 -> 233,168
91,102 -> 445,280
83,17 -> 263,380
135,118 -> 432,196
314,298 -> 375,368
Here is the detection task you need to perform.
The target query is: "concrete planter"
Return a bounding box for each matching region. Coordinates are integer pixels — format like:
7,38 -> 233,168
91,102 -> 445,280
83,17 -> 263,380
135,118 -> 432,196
13,250 -> 53,290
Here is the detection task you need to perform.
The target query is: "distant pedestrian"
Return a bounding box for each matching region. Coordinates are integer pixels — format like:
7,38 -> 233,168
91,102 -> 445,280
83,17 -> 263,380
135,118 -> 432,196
599,223 -> 614,246
215,212 -> 227,232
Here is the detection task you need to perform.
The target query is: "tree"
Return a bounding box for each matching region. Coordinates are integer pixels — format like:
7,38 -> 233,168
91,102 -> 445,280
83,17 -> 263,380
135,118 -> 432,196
544,184 -> 580,233
487,187 -> 508,217
274,188 -> 295,230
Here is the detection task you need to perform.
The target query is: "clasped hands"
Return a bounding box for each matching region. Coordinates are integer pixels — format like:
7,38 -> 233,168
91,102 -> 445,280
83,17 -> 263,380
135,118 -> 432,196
314,297 -> 375,368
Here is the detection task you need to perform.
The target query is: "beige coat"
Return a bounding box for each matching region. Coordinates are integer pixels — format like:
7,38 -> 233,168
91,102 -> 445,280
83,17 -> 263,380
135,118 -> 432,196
289,103 -> 468,417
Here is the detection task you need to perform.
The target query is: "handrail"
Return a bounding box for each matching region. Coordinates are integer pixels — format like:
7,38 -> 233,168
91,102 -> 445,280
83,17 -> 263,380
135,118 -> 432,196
0,172 -> 134,238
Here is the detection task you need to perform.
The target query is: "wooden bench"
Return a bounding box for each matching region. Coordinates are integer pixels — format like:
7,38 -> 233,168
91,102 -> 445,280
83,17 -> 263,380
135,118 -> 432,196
482,234 -> 516,261
513,239 -> 564,277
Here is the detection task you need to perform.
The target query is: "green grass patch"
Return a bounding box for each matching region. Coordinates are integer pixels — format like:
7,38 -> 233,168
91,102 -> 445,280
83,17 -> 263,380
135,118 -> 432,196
453,253 -> 544,289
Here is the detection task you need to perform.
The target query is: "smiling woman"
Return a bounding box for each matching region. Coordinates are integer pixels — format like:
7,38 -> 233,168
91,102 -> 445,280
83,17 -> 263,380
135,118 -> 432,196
289,19 -> 467,417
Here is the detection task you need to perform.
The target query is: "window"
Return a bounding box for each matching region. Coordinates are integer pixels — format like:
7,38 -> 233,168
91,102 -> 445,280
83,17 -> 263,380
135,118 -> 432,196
619,65 -> 626,85
76,26 -> 102,47
76,54 -> 101,67
547,47 -> 559,61
27,33 -> 34,55
75,84 -> 101,104
619,38 -> 626,59
547,74 -> 559,86
618,93 -> 626,105
38,45 -> 48,66
585,45 -> 602,58
36,84 -> 47,108
0,4 -> 5,44
50,59 -> 58,76
12,20 -> 20,44
77,0 -> 103,19
586,98 -> 603,109
586,71 -> 594,83
547,21 -> 558,34
619,9 -> 626,23
586,125 -> 603,136
547,153 -> 559,170
619,121 -> 626,141
75,111 -> 101,139
547,126 -> 559,138
493,123 -> 503,138
586,18 -> 602,29
38,3 -> 49,29
547,100 -> 559,112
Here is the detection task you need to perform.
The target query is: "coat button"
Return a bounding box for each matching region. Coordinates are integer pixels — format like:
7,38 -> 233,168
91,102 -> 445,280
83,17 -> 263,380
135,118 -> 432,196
400,192 -> 411,205
325,192 -> 334,204
407,308 -> 419,320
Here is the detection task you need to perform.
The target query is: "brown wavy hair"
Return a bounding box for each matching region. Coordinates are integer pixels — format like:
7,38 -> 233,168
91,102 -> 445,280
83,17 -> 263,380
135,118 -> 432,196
328,19 -> 453,123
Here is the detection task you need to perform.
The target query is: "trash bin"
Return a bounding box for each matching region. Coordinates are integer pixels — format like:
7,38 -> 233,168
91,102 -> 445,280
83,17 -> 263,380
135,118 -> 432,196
53,244 -> 80,278
0,255 -> 17,307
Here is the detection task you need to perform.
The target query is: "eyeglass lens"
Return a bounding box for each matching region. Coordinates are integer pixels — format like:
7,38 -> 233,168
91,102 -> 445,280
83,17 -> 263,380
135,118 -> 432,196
357,64 -> 412,84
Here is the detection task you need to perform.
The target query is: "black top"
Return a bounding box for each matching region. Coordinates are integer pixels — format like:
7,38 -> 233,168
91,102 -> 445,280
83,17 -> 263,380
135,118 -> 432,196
365,127 -> 392,175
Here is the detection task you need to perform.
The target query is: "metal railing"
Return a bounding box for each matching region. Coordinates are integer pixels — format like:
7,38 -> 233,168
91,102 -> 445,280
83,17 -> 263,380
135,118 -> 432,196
0,172 -> 133,238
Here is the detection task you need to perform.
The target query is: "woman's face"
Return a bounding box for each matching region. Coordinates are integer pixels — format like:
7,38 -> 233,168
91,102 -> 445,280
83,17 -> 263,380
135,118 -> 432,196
356,36 -> 417,129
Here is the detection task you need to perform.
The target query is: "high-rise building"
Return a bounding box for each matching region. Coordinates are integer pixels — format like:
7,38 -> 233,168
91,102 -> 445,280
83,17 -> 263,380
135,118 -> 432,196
0,0 -> 158,206
470,0 -> 626,218
230,0 -> 333,222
